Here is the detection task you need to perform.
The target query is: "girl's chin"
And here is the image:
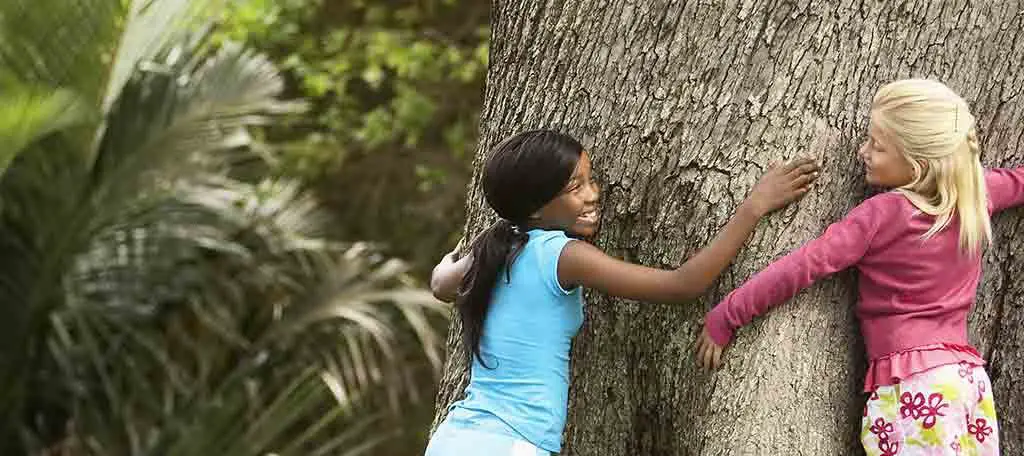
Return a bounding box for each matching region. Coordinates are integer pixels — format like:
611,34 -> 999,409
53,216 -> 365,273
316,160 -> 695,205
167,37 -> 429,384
569,224 -> 598,239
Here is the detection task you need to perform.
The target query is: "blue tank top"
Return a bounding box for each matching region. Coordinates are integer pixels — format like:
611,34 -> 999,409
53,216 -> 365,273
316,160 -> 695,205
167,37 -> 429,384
445,229 -> 584,453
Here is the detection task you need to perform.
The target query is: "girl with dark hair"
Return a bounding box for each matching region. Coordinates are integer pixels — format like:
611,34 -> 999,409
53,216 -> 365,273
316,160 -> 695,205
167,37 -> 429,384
426,129 -> 819,456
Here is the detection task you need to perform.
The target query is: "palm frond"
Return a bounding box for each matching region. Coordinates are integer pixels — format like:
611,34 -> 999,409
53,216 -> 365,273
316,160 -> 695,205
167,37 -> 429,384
88,40 -> 304,226
269,246 -> 449,414
101,0 -> 221,112
51,175 -> 447,454
0,3 -> 445,452
0,22 -> 305,451
0,0 -> 124,102
0,87 -> 92,178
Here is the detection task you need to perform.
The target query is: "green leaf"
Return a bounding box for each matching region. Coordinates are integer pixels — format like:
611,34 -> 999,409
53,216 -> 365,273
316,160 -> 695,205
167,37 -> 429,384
0,0 -> 124,102
0,88 -> 91,177
101,0 -> 219,112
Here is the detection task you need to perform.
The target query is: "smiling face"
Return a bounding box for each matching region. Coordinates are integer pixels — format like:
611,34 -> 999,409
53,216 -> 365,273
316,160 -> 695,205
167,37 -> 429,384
532,151 -> 601,237
859,116 -> 916,189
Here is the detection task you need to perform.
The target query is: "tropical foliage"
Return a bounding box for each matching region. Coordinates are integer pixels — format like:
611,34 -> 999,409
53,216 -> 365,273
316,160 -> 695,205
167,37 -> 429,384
216,0 -> 490,275
0,0 -> 447,454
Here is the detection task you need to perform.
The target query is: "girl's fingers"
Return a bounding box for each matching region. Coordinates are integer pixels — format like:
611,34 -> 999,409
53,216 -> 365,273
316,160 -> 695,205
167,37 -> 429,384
780,160 -> 798,174
784,158 -> 816,176
788,167 -> 818,183
791,172 -> 817,189
712,345 -> 722,370
792,187 -> 809,199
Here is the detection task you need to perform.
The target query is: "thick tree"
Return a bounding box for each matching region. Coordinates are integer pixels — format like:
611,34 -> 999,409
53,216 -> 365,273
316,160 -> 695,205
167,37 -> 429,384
433,1 -> 1024,454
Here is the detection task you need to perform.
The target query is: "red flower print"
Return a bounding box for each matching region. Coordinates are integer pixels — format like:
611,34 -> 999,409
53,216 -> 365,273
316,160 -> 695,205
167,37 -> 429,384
951,440 -> 962,455
900,392 -> 925,419
878,439 -> 900,456
899,392 -> 948,429
958,361 -> 975,383
870,417 -> 894,441
969,418 -> 993,443
922,393 -> 949,428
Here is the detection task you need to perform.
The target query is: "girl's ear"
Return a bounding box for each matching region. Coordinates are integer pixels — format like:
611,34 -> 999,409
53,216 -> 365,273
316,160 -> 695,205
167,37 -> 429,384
916,159 -> 929,178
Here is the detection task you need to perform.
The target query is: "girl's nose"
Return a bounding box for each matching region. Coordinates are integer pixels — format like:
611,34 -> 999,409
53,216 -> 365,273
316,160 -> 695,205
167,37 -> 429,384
584,182 -> 600,203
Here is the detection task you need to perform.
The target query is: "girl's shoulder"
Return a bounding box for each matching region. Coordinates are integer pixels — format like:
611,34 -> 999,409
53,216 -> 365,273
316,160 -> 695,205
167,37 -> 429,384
524,229 -> 579,266
866,190 -> 906,206
526,228 -> 574,248
845,191 -> 904,220
521,229 -> 581,297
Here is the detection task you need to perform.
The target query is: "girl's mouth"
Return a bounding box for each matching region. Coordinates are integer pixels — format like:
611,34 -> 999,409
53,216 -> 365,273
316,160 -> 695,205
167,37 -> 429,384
577,209 -> 599,224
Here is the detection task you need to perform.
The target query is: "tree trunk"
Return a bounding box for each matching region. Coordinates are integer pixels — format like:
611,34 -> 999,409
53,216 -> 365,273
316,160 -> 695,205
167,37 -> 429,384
432,1 -> 1024,454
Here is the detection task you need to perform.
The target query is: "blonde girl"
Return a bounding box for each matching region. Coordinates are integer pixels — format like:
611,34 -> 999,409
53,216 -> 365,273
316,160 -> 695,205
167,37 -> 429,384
698,79 -> 1024,455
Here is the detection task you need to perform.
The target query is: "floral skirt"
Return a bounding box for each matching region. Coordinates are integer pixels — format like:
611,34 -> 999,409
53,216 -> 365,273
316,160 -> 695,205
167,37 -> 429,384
862,362 -> 999,455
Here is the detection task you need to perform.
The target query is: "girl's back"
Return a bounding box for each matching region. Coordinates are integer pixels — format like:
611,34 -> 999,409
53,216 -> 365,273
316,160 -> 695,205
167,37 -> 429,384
446,229 -> 582,452
854,190 -> 980,356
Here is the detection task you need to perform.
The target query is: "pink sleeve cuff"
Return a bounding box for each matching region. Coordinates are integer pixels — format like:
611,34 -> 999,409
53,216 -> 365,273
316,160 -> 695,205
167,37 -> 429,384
704,304 -> 735,346
986,168 -> 1024,213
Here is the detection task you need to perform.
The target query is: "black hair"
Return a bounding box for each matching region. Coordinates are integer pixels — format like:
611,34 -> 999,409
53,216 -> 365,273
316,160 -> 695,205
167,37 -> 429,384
457,129 -> 583,367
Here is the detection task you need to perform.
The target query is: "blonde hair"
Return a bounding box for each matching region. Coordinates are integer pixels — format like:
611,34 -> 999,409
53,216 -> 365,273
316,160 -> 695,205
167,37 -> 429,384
871,79 -> 990,255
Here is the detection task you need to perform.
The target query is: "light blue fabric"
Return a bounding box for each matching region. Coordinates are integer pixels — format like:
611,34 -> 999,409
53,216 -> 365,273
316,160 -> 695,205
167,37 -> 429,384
425,419 -> 550,456
439,229 -> 583,453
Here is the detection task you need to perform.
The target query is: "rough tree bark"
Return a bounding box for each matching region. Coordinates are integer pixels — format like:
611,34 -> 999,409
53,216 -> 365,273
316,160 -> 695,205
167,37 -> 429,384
432,1 -> 1024,454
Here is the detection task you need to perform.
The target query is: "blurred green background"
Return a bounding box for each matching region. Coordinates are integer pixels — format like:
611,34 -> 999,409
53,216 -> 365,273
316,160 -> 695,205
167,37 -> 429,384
0,0 -> 485,454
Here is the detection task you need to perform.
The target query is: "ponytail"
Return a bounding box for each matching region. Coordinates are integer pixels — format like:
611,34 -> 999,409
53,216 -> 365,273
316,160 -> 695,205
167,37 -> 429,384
872,79 -> 992,255
951,128 -> 991,255
456,220 -> 529,367
896,127 -> 991,255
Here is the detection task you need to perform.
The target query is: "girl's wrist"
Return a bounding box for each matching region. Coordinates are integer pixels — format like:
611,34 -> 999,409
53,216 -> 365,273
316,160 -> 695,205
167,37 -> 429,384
738,199 -> 765,219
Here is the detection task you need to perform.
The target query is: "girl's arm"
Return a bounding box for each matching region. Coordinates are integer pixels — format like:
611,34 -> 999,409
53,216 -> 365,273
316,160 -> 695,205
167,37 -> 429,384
986,168 -> 1024,213
557,159 -> 819,304
695,193 -> 888,369
430,250 -> 472,302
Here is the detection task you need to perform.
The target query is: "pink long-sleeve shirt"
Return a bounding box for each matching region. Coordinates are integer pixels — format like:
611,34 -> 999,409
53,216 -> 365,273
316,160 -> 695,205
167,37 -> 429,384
706,168 -> 1024,390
